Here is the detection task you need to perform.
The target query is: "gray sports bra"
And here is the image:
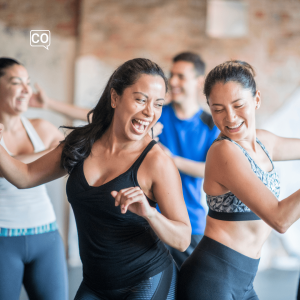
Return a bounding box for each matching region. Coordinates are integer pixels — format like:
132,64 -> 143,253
206,136 -> 280,221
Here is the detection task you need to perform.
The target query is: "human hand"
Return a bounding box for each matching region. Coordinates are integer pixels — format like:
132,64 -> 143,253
111,187 -> 155,219
29,84 -> 49,109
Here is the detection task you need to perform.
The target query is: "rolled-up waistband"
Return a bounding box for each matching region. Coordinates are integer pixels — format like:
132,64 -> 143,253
196,236 -> 260,274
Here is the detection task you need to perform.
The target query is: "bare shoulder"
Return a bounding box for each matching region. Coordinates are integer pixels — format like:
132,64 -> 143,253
256,129 -> 277,154
138,142 -> 181,200
29,118 -> 58,131
256,129 -> 276,141
206,138 -> 252,176
207,138 -> 240,163
143,143 -> 176,175
29,119 -> 64,147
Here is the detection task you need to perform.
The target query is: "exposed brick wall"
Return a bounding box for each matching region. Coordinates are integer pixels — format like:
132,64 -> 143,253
78,0 -> 300,123
0,0 -> 79,37
0,0 -> 299,122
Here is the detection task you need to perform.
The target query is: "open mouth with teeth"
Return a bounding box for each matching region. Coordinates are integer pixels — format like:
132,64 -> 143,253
131,119 -> 150,134
16,96 -> 29,104
226,121 -> 244,131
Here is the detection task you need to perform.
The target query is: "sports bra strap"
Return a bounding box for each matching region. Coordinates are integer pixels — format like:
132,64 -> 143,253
215,136 -> 253,162
213,135 -> 274,170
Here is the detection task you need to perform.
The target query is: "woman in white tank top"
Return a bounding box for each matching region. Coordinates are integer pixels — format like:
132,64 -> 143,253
0,58 -> 68,300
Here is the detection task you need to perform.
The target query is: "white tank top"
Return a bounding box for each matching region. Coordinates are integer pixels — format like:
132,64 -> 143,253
0,117 -> 56,228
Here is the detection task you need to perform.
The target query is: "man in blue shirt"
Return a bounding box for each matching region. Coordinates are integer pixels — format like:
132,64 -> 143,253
157,52 -> 219,267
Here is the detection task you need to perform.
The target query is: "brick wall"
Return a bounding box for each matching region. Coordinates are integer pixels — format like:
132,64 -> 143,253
1,0 -> 299,124
0,0 -> 79,37
78,0 -> 300,124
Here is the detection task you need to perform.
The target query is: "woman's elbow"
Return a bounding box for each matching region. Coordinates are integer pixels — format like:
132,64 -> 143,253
180,237 -> 191,252
273,219 -> 289,234
178,224 -> 192,252
14,180 -> 30,189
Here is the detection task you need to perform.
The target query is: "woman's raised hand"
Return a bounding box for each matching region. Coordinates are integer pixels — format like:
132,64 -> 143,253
111,187 -> 155,219
29,84 -> 49,109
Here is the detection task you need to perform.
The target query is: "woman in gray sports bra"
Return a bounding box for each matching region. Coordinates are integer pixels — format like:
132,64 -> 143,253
178,60 -> 300,300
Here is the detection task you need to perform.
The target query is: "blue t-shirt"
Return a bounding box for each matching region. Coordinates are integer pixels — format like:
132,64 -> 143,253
157,104 -> 220,235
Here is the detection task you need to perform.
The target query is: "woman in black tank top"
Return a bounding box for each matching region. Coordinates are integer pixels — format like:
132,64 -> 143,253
0,58 -> 191,300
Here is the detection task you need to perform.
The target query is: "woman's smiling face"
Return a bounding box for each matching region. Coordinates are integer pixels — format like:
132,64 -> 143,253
111,74 -> 166,141
208,81 -> 260,141
0,64 -> 32,115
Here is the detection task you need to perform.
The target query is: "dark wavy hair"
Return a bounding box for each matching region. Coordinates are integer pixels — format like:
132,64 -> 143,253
204,60 -> 256,104
0,57 -> 21,77
60,58 -> 168,174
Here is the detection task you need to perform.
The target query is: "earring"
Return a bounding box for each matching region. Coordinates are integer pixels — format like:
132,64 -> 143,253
112,104 -> 115,107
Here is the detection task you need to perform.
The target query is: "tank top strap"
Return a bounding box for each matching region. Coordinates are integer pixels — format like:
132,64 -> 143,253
131,140 -> 157,173
0,118 -> 45,155
21,117 -> 46,152
0,137 -> 11,155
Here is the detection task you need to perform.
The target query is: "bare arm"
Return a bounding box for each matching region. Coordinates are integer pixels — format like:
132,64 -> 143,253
46,99 -> 90,121
145,148 -> 191,251
112,146 -> 191,251
204,140 -> 300,233
173,156 -> 205,178
0,150 -> 51,177
13,149 -> 55,164
29,84 -> 90,121
257,129 -> 300,161
159,143 -> 205,177
0,143 -> 67,189
9,118 -> 64,164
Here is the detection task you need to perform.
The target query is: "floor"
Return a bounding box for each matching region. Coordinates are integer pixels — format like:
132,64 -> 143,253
19,267 -> 299,300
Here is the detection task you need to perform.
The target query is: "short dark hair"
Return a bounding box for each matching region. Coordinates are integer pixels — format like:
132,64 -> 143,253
173,52 -> 206,76
204,60 -> 256,103
0,57 -> 21,77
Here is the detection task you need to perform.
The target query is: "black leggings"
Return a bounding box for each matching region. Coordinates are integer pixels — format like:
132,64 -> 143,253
74,262 -> 177,300
178,236 -> 260,300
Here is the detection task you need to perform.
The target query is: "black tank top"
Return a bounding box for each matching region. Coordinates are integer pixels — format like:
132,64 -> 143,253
66,140 -> 173,290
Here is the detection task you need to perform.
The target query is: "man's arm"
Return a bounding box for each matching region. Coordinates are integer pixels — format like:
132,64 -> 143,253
158,143 -> 205,177
173,156 -> 205,178
159,122 -> 219,178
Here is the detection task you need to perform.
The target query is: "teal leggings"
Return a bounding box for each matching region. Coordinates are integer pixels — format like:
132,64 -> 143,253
0,230 -> 68,300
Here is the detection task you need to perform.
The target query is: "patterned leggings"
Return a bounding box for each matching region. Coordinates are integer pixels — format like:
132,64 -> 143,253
74,262 -> 177,300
